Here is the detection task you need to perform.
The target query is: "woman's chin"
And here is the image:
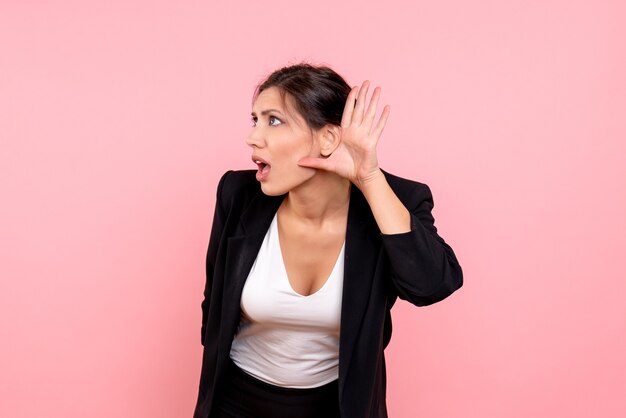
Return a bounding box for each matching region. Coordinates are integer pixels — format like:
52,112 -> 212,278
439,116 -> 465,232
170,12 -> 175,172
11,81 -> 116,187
258,170 -> 317,196
259,182 -> 287,196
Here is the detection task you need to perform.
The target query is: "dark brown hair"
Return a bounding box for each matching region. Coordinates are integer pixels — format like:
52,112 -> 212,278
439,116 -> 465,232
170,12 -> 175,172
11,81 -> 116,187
253,63 -> 352,131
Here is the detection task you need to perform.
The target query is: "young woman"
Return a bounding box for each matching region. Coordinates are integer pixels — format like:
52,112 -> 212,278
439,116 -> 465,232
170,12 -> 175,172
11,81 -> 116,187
193,63 -> 463,418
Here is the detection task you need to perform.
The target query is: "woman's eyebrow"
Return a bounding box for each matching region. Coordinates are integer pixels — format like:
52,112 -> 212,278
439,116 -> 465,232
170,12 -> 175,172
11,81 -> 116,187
251,109 -> 284,117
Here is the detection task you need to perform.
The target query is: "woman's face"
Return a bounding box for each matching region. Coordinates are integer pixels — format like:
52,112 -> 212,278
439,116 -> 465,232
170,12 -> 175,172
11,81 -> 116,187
246,87 -> 321,196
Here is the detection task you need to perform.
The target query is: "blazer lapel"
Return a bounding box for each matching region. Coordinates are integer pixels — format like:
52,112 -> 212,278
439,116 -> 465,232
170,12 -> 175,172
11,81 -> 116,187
219,190 -> 285,355
339,185 -> 380,395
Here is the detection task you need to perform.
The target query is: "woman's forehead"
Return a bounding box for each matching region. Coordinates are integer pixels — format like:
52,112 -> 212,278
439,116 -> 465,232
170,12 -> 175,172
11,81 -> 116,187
253,87 -> 288,111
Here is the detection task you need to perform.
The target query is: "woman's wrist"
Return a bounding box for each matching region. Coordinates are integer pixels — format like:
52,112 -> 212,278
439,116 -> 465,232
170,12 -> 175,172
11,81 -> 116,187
355,168 -> 385,195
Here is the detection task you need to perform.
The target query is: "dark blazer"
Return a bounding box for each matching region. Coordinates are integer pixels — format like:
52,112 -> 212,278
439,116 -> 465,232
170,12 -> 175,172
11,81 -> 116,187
193,169 -> 463,418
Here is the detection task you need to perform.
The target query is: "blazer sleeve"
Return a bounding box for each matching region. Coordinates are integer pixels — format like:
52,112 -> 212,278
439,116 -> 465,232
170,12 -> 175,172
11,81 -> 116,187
200,170 -> 232,345
380,182 -> 463,306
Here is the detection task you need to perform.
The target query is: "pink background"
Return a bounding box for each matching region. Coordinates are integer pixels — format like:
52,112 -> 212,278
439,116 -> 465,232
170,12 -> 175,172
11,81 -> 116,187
1,1 -> 625,417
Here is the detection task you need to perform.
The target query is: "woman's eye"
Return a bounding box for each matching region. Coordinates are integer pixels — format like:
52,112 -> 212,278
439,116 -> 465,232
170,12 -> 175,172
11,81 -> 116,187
251,117 -> 257,127
269,116 -> 282,126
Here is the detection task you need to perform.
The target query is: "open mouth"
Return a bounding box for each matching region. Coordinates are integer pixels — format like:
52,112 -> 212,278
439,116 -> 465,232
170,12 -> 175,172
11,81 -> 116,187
254,160 -> 272,180
255,161 -> 270,174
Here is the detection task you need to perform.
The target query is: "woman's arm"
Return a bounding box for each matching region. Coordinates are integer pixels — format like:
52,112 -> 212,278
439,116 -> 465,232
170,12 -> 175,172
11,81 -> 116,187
200,170 -> 231,345
359,169 -> 463,305
358,168 -> 411,234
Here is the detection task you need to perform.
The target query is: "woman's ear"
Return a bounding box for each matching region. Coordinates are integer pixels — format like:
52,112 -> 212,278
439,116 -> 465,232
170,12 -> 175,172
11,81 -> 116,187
319,124 -> 341,157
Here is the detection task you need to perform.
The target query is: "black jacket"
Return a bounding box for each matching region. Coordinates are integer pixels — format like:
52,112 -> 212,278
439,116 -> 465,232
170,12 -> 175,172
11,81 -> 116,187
193,169 -> 463,418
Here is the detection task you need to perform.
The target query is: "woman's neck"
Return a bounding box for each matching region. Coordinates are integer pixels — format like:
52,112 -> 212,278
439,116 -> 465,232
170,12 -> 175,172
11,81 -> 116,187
281,171 -> 351,224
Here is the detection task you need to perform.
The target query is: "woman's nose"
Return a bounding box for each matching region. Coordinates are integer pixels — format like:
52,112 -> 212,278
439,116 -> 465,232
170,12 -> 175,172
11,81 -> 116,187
245,127 -> 263,148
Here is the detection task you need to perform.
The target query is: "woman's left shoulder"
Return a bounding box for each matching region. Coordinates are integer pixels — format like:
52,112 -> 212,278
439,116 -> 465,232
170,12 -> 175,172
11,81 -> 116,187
380,169 -> 433,205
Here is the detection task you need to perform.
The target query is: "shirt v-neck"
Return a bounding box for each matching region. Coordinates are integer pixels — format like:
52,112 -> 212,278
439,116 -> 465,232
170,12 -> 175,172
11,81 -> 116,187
271,213 -> 346,298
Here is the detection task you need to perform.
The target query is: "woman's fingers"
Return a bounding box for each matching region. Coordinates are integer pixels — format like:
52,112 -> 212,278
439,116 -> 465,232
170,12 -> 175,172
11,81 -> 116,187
341,80 -> 389,146
363,86 -> 381,129
351,80 -> 370,125
372,105 -> 391,141
341,86 -> 359,128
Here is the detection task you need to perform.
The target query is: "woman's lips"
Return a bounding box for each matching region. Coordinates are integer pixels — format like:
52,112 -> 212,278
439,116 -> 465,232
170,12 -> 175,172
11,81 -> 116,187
252,156 -> 271,181
255,162 -> 270,181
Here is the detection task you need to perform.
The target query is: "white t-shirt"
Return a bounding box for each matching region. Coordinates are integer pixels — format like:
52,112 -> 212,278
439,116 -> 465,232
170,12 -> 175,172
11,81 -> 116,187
229,213 -> 345,388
